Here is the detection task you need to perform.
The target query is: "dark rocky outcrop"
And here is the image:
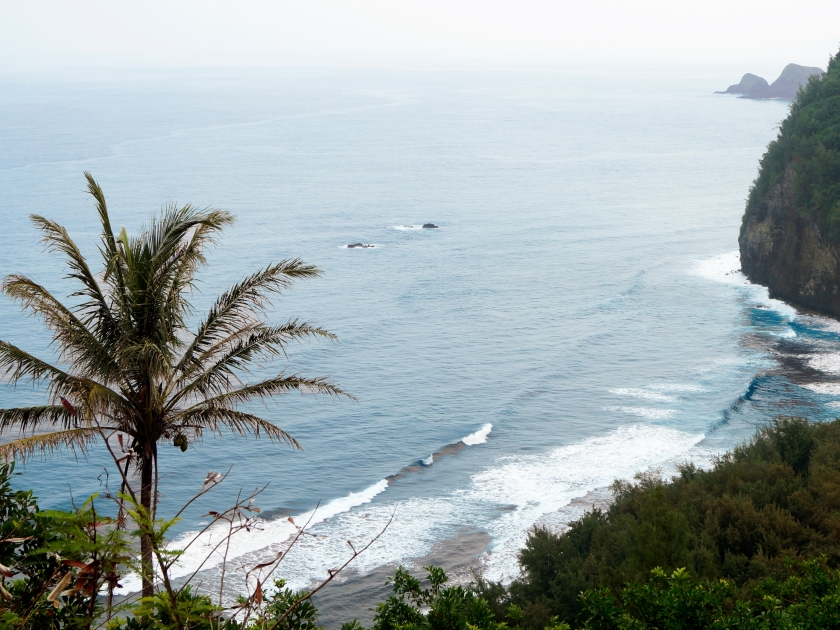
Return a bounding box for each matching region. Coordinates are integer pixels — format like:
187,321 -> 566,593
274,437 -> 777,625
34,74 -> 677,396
739,166 -> 840,316
347,243 -> 375,248
422,223 -> 439,229
717,64 -> 824,100
738,50 -> 840,317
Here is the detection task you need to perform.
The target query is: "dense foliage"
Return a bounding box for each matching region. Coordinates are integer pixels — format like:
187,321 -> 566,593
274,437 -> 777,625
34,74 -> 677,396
0,461 -> 130,629
493,417 -> 840,627
579,559 -> 840,629
743,49 -> 840,238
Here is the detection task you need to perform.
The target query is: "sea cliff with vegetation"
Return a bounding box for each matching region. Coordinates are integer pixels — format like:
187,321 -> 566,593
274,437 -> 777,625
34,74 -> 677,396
740,50 -> 840,316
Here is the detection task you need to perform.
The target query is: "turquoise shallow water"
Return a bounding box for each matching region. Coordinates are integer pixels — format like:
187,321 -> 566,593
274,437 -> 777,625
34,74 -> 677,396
2,67 -> 839,591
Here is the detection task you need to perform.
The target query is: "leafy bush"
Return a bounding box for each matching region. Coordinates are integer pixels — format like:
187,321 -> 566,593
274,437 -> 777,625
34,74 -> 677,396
505,417 -> 840,626
580,558 -> 840,629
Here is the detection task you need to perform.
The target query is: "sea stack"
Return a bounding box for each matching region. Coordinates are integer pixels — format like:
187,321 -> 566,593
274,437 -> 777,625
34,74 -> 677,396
717,64 -> 824,100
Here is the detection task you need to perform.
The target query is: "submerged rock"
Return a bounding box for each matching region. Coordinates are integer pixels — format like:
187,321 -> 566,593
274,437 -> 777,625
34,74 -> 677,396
347,243 -> 375,248
421,223 -> 439,228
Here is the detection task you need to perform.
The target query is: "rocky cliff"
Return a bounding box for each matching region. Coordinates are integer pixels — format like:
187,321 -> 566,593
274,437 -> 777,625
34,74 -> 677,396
739,49 -> 840,317
739,166 -> 840,316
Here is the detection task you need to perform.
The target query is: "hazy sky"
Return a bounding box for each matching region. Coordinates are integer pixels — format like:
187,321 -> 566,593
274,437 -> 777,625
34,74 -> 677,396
1,0 -> 839,75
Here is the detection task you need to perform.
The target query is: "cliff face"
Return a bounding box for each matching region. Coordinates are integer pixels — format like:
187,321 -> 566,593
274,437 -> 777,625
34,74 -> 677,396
739,166 -> 840,316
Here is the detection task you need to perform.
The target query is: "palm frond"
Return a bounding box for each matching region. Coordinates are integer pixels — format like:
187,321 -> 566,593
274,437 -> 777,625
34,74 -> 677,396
0,340 -> 75,387
2,275 -> 120,383
175,261 -> 322,377
85,172 -> 130,309
0,428 -> 106,461
0,406 -> 77,433
28,215 -> 117,342
172,409 -> 300,448
180,373 -> 352,412
170,321 -> 337,405
0,342 -> 126,419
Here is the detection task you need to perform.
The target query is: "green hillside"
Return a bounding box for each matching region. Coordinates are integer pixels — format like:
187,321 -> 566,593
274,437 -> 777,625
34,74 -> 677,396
743,50 -> 840,239
497,417 -> 840,627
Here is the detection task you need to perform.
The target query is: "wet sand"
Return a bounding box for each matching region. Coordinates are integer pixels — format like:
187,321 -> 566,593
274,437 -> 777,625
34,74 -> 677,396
312,529 -> 491,628
311,487 -> 614,628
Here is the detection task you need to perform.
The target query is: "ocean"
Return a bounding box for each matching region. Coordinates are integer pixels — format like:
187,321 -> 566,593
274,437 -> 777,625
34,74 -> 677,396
1,67 -> 837,604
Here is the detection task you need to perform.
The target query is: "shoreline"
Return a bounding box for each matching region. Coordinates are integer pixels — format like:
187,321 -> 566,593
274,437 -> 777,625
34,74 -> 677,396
311,487 -> 615,628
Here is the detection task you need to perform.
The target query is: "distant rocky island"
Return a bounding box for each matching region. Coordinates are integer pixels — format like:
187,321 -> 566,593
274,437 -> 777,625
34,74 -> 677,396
717,63 -> 824,100
739,51 -> 840,316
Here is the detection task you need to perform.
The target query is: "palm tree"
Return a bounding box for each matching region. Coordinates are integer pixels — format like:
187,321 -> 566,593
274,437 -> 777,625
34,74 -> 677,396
0,173 -> 346,596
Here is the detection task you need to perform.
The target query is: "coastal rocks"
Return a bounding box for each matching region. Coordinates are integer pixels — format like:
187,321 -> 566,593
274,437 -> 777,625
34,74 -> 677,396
719,73 -> 770,96
739,166 -> 840,317
717,64 -> 824,100
422,223 -> 439,228
346,243 -> 375,248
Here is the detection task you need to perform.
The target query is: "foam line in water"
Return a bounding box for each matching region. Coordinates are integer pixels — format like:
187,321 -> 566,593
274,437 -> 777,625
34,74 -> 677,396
691,251 -> 798,320
648,383 -> 705,393
808,354 -> 840,375
462,423 -> 492,445
610,388 -> 677,403
116,479 -> 389,594
120,424 -> 711,595
604,406 -> 676,419
802,382 -> 840,395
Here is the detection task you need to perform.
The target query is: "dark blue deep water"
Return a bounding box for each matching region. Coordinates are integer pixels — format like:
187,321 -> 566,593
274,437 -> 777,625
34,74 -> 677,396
2,68 -> 839,591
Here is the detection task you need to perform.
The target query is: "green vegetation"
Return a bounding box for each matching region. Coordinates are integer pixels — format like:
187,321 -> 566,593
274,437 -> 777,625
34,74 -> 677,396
486,417 -> 840,627
743,49 -> 840,239
0,173 -> 345,595
7,418 -> 840,628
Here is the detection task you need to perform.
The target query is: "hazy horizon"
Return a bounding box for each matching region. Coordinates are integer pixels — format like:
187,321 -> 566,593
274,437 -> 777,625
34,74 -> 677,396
1,1 -> 838,78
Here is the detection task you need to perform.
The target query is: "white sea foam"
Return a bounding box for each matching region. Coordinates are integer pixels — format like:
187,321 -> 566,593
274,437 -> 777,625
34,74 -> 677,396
801,382 -> 840,395
117,479 -> 389,594
340,244 -> 381,249
809,317 -> 840,334
648,383 -> 706,393
828,401 -> 840,409
392,225 -> 425,230
610,388 -> 677,403
691,251 -> 798,320
808,353 -> 840,375
604,406 -> 676,419
462,423 -> 493,445
422,454 -> 434,466
471,424 -> 706,582
119,425 -> 708,595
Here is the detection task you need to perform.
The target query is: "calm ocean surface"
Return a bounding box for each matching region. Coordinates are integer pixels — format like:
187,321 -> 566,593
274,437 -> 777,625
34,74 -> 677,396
2,67 -> 838,592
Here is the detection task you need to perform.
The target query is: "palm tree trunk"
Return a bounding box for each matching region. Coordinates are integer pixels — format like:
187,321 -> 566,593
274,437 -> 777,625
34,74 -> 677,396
140,451 -> 154,598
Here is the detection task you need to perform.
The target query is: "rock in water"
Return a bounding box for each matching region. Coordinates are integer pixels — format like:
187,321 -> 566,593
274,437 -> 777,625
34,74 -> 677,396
739,51 -> 840,316
421,223 -> 439,228
717,73 -> 769,96
347,243 -> 375,248
717,64 -> 824,100
764,64 -> 826,100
